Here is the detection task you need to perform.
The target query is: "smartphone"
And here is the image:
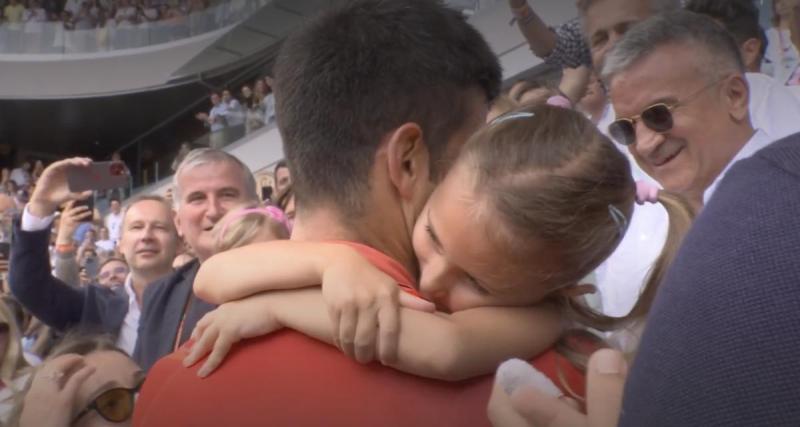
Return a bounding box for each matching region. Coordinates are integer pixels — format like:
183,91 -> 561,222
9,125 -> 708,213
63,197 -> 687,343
67,161 -> 128,193
73,196 -> 95,220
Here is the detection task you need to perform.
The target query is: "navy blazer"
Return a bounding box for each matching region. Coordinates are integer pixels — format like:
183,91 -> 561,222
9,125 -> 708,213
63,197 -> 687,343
133,259 -> 216,371
9,220 -> 128,336
620,133 -> 800,425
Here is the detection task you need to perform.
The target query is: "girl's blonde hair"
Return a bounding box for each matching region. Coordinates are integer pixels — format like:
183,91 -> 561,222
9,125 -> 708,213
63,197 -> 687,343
464,104 -> 694,335
214,204 -> 290,253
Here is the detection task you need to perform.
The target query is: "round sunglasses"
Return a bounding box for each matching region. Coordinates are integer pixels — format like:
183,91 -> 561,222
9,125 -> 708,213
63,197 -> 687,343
608,79 -> 723,146
72,381 -> 142,424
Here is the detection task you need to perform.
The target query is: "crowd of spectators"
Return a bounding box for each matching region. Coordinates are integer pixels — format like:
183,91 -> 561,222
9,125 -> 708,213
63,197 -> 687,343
0,0 -> 799,426
0,0 -> 261,52
193,75 -> 276,149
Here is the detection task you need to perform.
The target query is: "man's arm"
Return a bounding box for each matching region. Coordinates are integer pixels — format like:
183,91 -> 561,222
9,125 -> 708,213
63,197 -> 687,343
9,217 -> 86,330
509,1 -> 591,68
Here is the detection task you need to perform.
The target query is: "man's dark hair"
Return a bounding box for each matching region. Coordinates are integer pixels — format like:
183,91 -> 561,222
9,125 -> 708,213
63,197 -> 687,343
274,0 -> 501,215
686,0 -> 767,61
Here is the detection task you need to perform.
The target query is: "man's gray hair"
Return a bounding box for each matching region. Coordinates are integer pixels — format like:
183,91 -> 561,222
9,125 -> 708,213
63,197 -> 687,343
601,11 -> 745,84
172,148 -> 258,208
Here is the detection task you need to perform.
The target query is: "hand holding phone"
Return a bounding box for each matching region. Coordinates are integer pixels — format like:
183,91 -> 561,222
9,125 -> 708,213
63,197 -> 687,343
28,158 -> 95,219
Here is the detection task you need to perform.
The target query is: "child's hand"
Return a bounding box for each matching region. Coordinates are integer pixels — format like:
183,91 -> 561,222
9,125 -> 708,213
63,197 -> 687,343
321,248 -> 435,365
182,296 -> 281,377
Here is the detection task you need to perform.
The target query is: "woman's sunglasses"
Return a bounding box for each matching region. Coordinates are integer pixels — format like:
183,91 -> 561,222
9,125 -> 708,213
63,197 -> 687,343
72,381 -> 142,424
608,79 -> 723,146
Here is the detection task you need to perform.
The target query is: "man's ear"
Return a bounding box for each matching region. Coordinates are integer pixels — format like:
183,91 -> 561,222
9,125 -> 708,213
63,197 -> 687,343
173,212 -> 183,239
739,38 -> 763,73
723,74 -> 750,123
385,123 -> 429,200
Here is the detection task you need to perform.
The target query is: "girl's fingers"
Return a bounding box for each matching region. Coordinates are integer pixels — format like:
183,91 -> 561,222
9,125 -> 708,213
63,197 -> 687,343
197,333 -> 238,378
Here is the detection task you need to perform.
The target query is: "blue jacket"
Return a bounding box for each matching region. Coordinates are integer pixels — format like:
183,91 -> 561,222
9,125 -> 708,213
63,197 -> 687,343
620,133 -> 800,426
9,221 -> 128,336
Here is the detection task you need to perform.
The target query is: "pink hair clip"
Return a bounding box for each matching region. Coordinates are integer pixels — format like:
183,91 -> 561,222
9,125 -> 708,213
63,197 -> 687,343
218,206 -> 290,238
545,95 -> 573,109
635,181 -> 659,205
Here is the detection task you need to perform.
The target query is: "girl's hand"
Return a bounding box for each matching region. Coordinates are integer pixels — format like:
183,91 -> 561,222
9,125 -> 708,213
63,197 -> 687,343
321,248 -> 435,365
20,355 -> 96,427
182,296 -> 282,377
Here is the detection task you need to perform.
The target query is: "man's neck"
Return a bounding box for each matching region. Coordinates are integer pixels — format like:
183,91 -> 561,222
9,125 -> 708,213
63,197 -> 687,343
292,209 -> 418,277
130,268 -> 171,306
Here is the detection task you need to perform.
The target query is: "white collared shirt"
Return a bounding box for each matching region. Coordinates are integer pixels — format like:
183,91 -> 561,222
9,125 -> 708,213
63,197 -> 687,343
703,129 -> 772,204
115,274 -> 141,356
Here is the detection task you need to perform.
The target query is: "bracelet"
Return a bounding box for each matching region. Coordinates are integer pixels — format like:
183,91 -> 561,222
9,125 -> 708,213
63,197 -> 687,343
55,243 -> 75,254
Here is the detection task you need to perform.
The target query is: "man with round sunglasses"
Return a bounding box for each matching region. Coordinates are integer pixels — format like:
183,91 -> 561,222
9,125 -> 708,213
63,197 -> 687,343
603,11 -> 772,208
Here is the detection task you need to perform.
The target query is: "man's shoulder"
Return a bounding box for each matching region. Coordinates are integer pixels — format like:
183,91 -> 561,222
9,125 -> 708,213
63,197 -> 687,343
135,331 -> 495,427
142,259 -> 199,302
748,131 -> 800,177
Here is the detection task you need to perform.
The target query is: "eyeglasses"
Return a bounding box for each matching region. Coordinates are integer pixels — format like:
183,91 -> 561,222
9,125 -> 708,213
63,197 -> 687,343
608,79 -> 723,146
98,266 -> 128,280
72,381 -> 142,424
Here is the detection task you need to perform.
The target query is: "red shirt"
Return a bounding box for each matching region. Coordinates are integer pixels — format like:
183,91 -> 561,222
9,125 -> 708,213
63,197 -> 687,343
134,242 -> 587,427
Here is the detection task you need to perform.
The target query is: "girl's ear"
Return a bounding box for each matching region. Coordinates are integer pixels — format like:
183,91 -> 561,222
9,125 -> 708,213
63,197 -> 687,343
555,283 -> 597,298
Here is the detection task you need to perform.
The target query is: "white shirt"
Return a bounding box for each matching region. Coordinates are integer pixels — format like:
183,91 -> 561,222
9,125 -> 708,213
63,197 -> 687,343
745,72 -> 800,141
226,99 -> 245,127
764,27 -> 800,86
9,168 -> 29,188
209,103 -> 229,133
703,130 -> 772,204
115,274 -> 141,356
105,211 -> 123,243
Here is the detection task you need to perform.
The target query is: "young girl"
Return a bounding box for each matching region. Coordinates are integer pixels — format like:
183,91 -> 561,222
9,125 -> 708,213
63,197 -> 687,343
185,105 -> 693,390
213,204 -> 290,253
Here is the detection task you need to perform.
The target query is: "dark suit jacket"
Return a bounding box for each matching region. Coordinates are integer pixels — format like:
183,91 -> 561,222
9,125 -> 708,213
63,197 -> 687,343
9,220 -> 128,336
620,134 -> 800,426
133,259 -> 216,371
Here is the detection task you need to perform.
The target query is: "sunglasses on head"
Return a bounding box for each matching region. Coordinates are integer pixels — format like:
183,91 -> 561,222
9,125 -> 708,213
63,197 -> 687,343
608,79 -> 724,146
98,266 -> 128,280
72,381 -> 142,424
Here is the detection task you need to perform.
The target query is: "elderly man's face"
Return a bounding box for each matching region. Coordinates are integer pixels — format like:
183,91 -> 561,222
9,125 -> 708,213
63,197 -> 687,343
174,161 -> 255,261
583,0 -> 654,70
609,44 -> 746,200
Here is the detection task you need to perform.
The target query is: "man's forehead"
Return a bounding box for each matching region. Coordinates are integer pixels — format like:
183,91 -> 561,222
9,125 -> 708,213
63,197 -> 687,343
124,200 -> 172,222
609,46 -> 703,114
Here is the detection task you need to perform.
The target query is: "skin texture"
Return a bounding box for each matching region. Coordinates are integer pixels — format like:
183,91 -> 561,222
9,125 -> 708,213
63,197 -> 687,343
412,162 -> 557,312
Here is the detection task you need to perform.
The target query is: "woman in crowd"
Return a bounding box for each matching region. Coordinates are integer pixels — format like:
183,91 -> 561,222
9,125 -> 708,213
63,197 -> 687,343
185,106 -> 693,389
11,334 -> 144,427
0,298 -> 31,423
765,0 -> 800,85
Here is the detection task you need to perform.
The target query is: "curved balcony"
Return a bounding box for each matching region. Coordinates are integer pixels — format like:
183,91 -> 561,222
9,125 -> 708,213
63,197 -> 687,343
0,0 -> 263,54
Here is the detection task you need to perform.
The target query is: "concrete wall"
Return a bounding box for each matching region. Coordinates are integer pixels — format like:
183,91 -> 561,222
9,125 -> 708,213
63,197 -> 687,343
0,27 -> 228,99
137,123 -> 285,197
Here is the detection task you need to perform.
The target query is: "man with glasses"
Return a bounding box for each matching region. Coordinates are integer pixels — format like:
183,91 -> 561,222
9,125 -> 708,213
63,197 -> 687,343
9,158 -> 179,356
489,11 -> 800,426
603,11 -> 770,208
97,258 -> 129,288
